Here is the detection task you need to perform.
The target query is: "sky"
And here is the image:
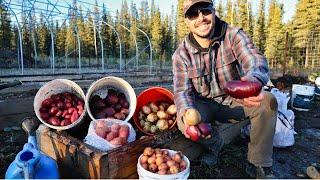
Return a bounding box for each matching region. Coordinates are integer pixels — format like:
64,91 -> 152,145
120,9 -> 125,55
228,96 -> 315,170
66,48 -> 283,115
101,0 -> 298,23
7,0 -> 298,24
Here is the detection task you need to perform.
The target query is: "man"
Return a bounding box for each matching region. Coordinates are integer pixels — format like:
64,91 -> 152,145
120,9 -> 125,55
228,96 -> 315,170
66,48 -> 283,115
172,0 -> 278,178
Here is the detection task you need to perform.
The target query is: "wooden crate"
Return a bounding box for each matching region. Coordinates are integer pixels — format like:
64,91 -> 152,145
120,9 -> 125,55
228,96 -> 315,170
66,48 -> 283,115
36,124 -> 203,179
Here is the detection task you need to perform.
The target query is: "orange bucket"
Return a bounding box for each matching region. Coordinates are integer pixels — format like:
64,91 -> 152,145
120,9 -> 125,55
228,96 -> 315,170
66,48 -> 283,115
133,87 -> 176,135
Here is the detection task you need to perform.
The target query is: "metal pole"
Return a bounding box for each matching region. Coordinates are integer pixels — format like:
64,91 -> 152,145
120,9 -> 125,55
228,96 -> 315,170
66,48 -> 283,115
4,3 -> 24,75
100,20 -> 122,72
136,27 -> 152,74
97,21 -> 104,71
119,24 -> 139,70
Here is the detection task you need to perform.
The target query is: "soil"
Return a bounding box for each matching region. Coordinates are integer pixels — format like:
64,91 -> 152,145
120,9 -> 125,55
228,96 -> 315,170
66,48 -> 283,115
1,75 -> 319,178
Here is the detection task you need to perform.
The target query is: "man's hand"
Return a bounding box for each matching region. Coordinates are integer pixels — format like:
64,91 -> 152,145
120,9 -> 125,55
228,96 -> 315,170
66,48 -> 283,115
234,76 -> 265,107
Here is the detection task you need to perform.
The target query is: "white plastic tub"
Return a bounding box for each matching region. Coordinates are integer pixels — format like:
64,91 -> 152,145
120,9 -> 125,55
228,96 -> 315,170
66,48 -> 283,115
137,149 -> 190,180
85,76 -> 137,122
34,79 -> 87,130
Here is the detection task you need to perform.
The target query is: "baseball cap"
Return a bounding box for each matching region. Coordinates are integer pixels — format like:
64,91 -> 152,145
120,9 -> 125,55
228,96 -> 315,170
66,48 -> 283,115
183,0 -> 213,17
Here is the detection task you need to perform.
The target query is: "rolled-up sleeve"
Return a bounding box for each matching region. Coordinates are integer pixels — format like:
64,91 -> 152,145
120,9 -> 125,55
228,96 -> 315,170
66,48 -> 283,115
172,51 -> 195,116
231,29 -> 270,85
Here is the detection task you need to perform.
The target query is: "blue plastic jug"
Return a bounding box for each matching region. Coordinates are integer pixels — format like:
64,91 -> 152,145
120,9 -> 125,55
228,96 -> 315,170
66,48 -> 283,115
5,118 -> 59,179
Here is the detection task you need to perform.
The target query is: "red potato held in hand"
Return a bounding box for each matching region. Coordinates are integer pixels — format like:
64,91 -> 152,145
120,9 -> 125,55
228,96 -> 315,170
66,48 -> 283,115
197,123 -> 212,139
223,80 -> 262,99
186,126 -> 201,142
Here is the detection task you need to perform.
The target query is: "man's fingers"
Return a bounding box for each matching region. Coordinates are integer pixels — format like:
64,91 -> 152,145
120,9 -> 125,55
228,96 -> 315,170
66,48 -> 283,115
247,91 -> 264,102
184,124 -> 190,138
243,98 -> 261,106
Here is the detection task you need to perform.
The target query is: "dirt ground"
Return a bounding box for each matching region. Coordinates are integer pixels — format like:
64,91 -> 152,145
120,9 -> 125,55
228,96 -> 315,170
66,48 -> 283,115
1,75 -> 320,178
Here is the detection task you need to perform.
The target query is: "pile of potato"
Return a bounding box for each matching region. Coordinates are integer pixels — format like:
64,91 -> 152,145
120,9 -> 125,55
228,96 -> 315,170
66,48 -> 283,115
40,92 -> 84,126
138,101 -> 177,134
89,88 -> 129,120
95,120 -> 130,145
139,147 -> 188,175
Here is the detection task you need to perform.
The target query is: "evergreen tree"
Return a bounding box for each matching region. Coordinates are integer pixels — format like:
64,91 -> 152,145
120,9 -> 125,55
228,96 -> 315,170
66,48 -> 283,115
253,0 -> 266,53
237,0 -> 253,37
37,12 -> 50,57
224,0 -> 233,24
215,0 -> 224,19
0,5 -> 12,49
265,0 -> 285,68
291,0 -> 320,67
151,8 -> 162,61
176,0 -> 188,43
56,22 -> 66,57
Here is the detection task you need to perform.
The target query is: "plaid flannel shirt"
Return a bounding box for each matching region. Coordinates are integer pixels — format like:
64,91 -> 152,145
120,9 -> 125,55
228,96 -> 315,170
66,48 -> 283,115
172,18 -> 269,116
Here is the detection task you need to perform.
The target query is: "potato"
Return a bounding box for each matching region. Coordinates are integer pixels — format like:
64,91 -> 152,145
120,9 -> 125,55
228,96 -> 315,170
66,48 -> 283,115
106,94 -> 119,105
105,131 -> 118,141
140,120 -> 146,127
150,125 -> 158,134
111,123 -> 120,132
141,163 -> 148,170
114,112 -> 125,120
156,111 -> 168,119
109,137 -> 124,145
156,119 -> 169,131
138,111 -> 145,120
180,160 -> 187,170
166,160 -> 175,167
140,155 -> 148,164
159,105 -> 165,111
147,113 -> 158,123
119,125 -> 129,138
184,108 -> 201,125
120,108 -> 129,116
149,102 -> 159,112
158,163 -> 169,171
143,124 -> 151,132
147,157 -> 156,164
142,105 -> 151,115
40,112 -> 50,120
60,119 -> 71,126
169,165 -> 179,174
149,163 -> 158,173
48,117 -> 60,126
159,102 -> 170,110
156,156 -> 164,166
42,98 -> 54,107
143,147 -> 154,156
95,127 -> 106,138
70,111 -> 79,123
49,107 -> 59,115
166,104 -> 177,115
173,152 -> 182,163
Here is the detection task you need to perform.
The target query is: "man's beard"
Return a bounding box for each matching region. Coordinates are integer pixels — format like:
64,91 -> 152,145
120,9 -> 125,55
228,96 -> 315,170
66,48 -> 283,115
194,19 -> 215,38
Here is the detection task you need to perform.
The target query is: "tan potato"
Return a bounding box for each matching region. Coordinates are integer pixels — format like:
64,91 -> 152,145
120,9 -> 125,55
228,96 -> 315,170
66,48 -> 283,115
166,104 -> 177,115
157,111 -> 168,119
156,119 -> 169,131
147,113 -> 158,123
149,102 -> 159,112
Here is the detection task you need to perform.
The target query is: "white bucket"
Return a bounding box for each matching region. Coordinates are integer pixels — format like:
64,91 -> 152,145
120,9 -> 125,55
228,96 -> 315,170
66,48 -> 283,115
85,76 -> 136,122
137,149 -> 190,180
291,84 -> 315,111
34,79 -> 87,130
